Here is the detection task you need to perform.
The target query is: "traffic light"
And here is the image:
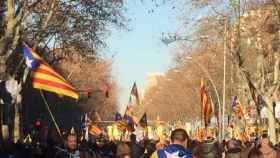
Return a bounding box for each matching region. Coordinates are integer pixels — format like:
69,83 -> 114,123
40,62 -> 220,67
87,91 -> 92,98
34,119 -> 41,130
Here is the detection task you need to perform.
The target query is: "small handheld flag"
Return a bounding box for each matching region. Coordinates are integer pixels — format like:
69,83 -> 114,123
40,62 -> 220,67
89,124 -> 102,136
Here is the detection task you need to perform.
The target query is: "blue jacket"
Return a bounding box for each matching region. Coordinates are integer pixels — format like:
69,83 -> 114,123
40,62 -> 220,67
154,144 -> 193,158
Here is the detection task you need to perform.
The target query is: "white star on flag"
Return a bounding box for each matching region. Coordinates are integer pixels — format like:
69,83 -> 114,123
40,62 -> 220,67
25,57 -> 33,68
164,151 -> 186,158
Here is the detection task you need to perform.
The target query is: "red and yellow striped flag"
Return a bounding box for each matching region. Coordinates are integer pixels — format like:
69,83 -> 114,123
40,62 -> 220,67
89,124 -> 102,136
200,78 -> 212,127
25,45 -> 79,99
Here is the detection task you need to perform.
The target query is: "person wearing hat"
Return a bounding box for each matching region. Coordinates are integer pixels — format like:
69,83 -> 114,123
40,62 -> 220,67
54,127 -> 79,158
55,127 -> 86,158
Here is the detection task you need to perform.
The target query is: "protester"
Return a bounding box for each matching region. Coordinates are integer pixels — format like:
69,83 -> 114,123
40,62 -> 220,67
141,140 -> 156,158
248,147 -> 263,158
128,134 -> 145,158
194,137 -> 222,158
155,141 -> 167,151
116,142 -> 131,158
79,139 -> 99,158
54,128 -> 93,158
54,130 -> 79,158
225,139 -> 242,158
151,128 -> 193,158
259,132 -> 280,158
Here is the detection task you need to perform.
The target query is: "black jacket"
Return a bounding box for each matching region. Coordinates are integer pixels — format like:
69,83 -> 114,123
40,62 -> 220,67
129,142 -> 145,158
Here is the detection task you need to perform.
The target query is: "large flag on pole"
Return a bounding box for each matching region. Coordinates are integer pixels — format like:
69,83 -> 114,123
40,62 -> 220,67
139,113 -> 148,128
115,112 -> 122,122
115,112 -> 127,131
23,44 -> 79,99
231,96 -> 238,108
200,78 -> 212,127
131,82 -> 140,105
124,96 -> 133,117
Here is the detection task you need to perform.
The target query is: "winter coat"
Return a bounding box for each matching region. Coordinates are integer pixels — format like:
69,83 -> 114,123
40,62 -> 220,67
129,142 -> 145,158
151,144 -> 193,158
195,141 -> 222,158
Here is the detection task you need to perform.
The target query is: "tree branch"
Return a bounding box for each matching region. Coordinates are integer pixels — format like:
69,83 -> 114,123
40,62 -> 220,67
7,0 -> 14,20
271,0 -> 280,23
33,0 -> 59,49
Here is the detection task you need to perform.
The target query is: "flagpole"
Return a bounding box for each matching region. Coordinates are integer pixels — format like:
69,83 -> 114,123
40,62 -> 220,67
222,18 -> 228,140
39,90 -> 62,138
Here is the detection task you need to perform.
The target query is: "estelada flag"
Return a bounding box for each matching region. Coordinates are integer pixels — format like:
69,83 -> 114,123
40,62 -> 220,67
116,120 -> 127,131
123,114 -> 135,132
23,44 -> 79,99
200,78 -> 212,127
235,103 -> 245,119
139,113 -> 148,128
131,82 -> 140,105
124,98 -> 133,117
89,124 -> 102,136
115,112 -> 122,121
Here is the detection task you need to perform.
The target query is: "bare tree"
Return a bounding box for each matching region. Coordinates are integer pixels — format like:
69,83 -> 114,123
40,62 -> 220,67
0,0 -> 125,141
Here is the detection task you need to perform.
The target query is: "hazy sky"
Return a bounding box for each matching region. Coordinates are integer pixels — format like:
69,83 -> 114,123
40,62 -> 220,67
103,0 -> 182,112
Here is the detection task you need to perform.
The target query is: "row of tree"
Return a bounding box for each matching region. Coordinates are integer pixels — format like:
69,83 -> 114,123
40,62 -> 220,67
141,0 -> 280,143
0,0 -> 126,141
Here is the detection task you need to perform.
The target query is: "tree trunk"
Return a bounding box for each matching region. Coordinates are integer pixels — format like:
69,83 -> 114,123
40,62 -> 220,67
265,97 -> 277,145
0,102 -> 3,142
4,77 -> 23,142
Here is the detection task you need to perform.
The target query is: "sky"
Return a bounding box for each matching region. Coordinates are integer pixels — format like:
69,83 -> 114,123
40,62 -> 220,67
103,0 -> 182,112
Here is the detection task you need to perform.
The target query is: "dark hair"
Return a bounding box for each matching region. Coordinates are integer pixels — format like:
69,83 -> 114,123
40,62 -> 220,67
262,133 -> 268,139
117,143 -> 130,158
130,134 -> 136,143
171,128 -> 189,143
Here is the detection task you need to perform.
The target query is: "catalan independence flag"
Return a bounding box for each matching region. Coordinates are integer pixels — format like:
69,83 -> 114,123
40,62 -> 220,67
131,82 -> 140,105
200,78 -> 212,127
23,44 -> 79,99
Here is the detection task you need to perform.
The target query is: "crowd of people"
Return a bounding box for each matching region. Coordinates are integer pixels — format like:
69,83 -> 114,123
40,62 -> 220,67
0,128 -> 280,158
